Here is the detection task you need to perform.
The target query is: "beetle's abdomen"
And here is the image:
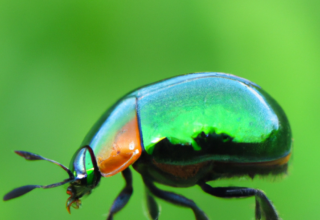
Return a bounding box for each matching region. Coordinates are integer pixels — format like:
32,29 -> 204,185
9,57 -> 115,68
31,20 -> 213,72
136,74 -> 291,164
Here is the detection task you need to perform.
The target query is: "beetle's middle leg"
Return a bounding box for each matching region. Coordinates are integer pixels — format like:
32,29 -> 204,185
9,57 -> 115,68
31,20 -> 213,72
106,168 -> 133,220
143,177 -> 208,220
198,182 -> 279,220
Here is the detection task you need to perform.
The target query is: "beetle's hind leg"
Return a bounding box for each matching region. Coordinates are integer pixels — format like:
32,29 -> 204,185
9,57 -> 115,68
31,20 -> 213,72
143,177 -> 208,220
106,168 -> 133,220
198,182 -> 279,220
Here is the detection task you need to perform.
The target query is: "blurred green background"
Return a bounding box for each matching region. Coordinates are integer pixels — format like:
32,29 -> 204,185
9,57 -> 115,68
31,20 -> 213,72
0,0 -> 319,219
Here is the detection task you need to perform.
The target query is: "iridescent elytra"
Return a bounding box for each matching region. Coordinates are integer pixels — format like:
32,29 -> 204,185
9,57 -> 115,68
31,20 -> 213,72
4,72 -> 292,220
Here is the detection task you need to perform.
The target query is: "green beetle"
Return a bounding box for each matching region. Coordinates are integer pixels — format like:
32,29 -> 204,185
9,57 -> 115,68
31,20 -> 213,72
4,72 -> 292,220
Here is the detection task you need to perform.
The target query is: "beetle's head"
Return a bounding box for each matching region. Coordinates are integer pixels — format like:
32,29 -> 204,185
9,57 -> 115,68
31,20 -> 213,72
66,146 -> 101,213
3,146 -> 101,214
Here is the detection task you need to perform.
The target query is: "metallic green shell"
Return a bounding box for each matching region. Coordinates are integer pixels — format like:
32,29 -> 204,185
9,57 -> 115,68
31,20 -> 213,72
132,73 -> 291,163
81,72 -> 291,165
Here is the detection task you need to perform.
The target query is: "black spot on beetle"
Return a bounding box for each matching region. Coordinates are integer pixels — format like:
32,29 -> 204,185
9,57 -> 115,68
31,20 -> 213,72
150,130 -> 281,164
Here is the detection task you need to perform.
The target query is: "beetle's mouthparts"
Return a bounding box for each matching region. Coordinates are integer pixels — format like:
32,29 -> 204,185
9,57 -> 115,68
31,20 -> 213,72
66,195 -> 81,214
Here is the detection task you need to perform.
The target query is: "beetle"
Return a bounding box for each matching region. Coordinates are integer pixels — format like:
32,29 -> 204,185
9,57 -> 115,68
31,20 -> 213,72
4,72 -> 291,220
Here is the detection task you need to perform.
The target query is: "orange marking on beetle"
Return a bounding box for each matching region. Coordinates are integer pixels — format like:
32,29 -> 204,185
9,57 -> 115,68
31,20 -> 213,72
97,115 -> 142,177
217,153 -> 291,167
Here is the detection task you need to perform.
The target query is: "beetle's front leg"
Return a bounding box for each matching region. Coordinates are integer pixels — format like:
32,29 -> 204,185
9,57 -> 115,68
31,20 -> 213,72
143,177 -> 208,220
199,182 -> 279,220
107,168 -> 133,220
145,187 -> 160,220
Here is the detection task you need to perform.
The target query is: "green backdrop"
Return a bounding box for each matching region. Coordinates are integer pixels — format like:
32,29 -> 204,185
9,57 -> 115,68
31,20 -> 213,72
1,0 -> 319,219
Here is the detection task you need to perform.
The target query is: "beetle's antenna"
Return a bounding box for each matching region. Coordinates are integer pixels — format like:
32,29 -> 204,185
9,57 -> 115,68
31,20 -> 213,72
3,151 -> 75,201
3,179 -> 74,201
14,151 -> 74,179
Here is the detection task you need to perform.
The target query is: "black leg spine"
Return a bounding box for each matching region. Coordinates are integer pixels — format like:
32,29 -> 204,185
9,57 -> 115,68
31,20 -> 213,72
143,178 -> 208,220
199,182 -> 279,220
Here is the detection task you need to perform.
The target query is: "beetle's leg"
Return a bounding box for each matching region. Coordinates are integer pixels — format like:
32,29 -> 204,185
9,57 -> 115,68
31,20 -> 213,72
145,187 -> 160,220
143,177 -> 208,220
198,182 -> 279,220
107,168 -> 133,220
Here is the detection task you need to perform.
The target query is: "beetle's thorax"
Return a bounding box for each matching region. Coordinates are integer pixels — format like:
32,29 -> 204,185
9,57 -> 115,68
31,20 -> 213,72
95,115 -> 142,177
